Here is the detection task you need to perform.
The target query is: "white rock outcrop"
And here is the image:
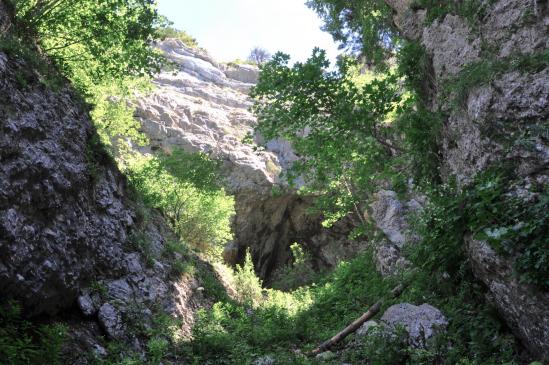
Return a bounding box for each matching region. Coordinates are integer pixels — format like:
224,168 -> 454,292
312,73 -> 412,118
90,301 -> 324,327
135,39 -> 295,194
135,40 -> 363,282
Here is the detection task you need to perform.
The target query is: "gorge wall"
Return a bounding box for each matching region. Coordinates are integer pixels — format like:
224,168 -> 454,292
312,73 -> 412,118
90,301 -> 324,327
0,5 -> 223,362
134,39 -> 365,282
384,0 -> 548,358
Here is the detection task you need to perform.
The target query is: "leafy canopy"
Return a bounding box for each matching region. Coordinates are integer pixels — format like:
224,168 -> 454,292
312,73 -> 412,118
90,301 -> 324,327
251,49 -> 409,224
306,0 -> 396,67
12,0 -> 165,88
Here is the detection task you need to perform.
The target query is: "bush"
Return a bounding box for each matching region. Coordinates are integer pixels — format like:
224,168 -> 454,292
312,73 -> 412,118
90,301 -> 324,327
155,26 -> 198,48
233,250 -> 264,306
126,149 -> 235,256
270,243 -> 320,291
0,301 -> 66,365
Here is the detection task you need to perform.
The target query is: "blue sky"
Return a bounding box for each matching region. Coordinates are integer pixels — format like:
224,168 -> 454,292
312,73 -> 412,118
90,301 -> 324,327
157,0 -> 340,64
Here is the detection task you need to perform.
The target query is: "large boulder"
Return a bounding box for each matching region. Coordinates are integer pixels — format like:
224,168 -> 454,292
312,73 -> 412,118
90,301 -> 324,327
380,303 -> 448,348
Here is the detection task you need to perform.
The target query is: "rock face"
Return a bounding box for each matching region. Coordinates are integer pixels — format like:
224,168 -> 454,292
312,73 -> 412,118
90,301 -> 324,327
0,43 -> 133,316
0,11 -> 223,362
466,237 -> 549,359
368,190 -> 423,276
135,39 -> 364,282
385,0 -> 549,358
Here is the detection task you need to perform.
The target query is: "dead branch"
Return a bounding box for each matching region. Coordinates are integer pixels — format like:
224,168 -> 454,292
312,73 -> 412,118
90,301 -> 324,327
309,283 -> 405,356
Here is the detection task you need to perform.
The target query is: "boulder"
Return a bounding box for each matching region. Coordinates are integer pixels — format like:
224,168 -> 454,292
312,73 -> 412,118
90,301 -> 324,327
224,63 -> 259,84
380,303 -> 448,348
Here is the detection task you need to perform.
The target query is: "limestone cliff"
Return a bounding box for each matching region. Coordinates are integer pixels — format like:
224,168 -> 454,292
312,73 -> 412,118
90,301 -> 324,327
384,0 -> 549,358
135,39 -> 366,282
0,5 -> 221,362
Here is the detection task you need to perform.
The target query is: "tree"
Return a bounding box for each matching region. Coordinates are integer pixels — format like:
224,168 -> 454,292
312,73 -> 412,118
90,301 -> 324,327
247,46 -> 271,66
251,49 -> 405,226
305,0 -> 396,68
12,0 -> 165,86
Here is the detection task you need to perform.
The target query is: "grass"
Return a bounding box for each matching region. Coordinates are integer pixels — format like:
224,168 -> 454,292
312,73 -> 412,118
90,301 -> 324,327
179,244 -> 524,364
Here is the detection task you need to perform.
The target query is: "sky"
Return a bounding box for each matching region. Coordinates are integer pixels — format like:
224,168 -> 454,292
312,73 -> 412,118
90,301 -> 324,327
157,0 -> 340,64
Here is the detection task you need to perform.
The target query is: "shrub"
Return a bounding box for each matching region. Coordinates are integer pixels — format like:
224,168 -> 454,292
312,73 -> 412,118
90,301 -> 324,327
155,26 -> 198,48
0,301 -> 66,365
126,149 -> 235,257
233,250 -> 264,306
270,243 -> 320,291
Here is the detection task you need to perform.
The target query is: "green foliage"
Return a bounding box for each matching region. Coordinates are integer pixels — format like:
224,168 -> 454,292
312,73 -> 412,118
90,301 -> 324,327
197,264 -> 232,303
396,40 -> 432,102
411,0 -> 491,26
146,337 -> 169,365
0,301 -> 67,365
233,250 -> 264,306
9,0 -> 162,158
88,77 -> 152,147
252,49 -> 441,224
271,242 -> 320,291
342,325 -> 409,364
129,230 -> 155,267
155,16 -> 198,48
12,0 -> 165,87
0,32 -> 64,90
398,270 -> 519,364
305,0 -> 396,67
187,251 -> 393,364
186,244 -> 524,364
444,50 -> 549,110
409,168 -> 549,289
227,58 -> 257,67
126,149 -> 235,256
90,305 -> 182,365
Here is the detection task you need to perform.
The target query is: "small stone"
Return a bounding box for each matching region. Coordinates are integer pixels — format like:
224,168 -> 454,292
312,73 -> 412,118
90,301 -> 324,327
92,344 -> 108,357
98,303 -> 124,340
315,351 -> 336,361
106,279 -> 133,302
77,294 -> 96,316
125,253 -> 142,273
252,355 -> 274,365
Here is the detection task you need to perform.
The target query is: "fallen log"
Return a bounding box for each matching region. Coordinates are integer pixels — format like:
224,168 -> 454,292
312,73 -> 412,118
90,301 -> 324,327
309,283 -> 405,356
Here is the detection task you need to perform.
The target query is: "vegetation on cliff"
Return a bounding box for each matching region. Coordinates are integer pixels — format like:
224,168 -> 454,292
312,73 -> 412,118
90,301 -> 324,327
1,0 -> 547,364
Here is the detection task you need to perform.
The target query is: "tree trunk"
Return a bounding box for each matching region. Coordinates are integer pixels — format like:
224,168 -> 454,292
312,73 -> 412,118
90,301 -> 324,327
309,283 -> 405,356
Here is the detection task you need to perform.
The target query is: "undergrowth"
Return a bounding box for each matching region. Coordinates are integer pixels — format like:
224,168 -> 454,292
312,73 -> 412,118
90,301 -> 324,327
182,245 -> 524,364
411,0 -> 494,26
0,301 -> 66,365
444,50 -> 549,110
410,167 -> 549,290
